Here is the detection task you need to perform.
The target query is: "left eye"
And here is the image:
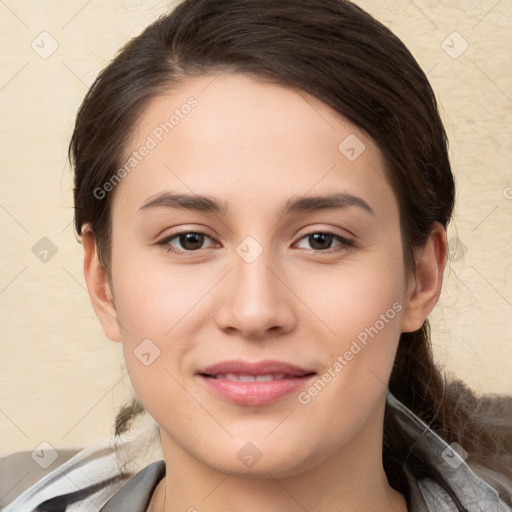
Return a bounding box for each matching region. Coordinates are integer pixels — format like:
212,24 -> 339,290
159,231 -> 351,254
295,232 -> 352,251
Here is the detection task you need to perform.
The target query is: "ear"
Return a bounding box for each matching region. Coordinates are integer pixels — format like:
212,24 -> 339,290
401,222 -> 447,333
82,225 -> 122,343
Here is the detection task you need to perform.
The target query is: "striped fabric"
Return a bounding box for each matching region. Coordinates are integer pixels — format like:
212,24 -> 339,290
2,393 -> 510,511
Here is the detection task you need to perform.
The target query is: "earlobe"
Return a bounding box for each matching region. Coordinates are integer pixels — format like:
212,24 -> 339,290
401,222 -> 447,333
82,225 -> 122,343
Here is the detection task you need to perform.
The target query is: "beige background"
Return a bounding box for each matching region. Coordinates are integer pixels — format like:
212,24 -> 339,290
0,0 -> 511,459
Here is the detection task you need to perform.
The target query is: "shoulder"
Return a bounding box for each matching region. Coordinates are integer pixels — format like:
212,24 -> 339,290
0,437 -> 134,512
0,448 -> 82,507
387,391 -> 512,511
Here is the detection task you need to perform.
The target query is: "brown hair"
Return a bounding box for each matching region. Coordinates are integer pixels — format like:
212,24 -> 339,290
70,0 -> 512,508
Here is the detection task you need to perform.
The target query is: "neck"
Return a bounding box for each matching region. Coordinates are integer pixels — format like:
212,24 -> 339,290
148,411 -> 408,512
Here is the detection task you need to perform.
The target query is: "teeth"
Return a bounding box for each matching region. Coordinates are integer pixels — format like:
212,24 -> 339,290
255,375 -> 274,382
214,373 -> 288,381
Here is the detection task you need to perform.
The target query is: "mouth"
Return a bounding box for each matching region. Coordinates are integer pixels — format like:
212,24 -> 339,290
207,373 -> 293,382
197,359 -> 316,406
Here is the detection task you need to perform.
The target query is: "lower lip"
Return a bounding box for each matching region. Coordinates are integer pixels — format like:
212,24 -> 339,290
198,375 -> 314,406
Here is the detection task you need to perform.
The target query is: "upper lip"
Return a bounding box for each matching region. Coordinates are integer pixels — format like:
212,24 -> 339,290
198,359 -> 316,377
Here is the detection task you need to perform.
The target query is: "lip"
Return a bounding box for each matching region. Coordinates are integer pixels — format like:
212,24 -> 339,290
197,359 -> 316,406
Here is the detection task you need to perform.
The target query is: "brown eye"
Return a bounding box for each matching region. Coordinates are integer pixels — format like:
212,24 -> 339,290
295,232 -> 353,252
178,233 -> 205,250
308,233 -> 334,251
160,231 -> 216,253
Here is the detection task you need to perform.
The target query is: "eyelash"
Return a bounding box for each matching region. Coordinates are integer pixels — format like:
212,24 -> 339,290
157,230 -> 354,255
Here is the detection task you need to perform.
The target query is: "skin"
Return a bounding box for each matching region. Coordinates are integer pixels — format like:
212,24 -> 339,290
82,74 -> 446,512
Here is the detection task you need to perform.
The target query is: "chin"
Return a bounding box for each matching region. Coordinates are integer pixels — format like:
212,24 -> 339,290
196,436 -> 326,479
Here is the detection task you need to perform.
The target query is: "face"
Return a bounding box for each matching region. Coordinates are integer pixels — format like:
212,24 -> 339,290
92,73 -> 419,477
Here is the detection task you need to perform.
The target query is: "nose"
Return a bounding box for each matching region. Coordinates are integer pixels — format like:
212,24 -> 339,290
214,248 -> 297,340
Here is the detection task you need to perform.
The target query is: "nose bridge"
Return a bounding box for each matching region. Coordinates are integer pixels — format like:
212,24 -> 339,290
234,244 -> 276,300
215,237 -> 295,336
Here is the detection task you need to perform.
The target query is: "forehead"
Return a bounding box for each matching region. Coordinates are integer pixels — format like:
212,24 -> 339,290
114,73 -> 396,219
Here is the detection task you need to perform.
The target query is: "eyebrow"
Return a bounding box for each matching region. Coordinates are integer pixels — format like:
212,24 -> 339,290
138,191 -> 374,216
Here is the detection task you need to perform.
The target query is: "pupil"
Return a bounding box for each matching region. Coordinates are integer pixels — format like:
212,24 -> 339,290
180,233 -> 203,250
310,233 -> 332,250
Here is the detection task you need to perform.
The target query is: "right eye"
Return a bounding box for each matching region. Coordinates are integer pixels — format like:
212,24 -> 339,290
158,231 -> 218,254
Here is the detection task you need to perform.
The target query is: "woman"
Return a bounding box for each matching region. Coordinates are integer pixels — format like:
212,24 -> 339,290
3,0 -> 511,510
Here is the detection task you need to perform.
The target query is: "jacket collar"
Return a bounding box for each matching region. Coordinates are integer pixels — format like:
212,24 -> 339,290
99,459 -> 165,512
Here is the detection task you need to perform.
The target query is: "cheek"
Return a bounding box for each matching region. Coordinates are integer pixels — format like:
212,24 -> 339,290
112,264 -> 199,422
110,246 -> 217,341
109,250 -> 224,413
293,251 -> 405,341
292,248 -> 406,400
293,267 -> 405,449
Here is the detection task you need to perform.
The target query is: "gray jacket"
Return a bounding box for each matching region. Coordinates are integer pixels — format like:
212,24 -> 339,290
1,392 -> 510,511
